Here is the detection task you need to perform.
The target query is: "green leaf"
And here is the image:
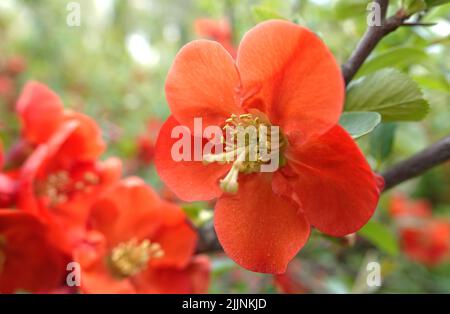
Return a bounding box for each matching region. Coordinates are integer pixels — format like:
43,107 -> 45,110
403,0 -> 427,14
251,6 -> 286,22
339,112 -> 381,139
358,220 -> 399,256
356,47 -> 427,78
345,68 -> 429,121
425,0 -> 450,7
370,122 -> 397,162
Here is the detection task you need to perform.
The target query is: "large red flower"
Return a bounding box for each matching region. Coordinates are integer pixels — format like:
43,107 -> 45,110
16,82 -> 122,252
0,210 -> 69,293
155,20 -> 380,273
74,177 -> 210,293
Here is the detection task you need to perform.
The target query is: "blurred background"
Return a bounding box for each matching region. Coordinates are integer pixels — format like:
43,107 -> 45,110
0,0 -> 449,293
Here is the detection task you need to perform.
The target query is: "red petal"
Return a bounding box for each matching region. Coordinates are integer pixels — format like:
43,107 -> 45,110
0,210 -> 68,293
56,112 -> 105,164
16,81 -> 64,144
236,20 -> 344,143
154,116 -> 230,202
214,173 -> 310,274
134,256 -> 210,294
88,178 -> 167,247
287,125 -> 379,236
165,40 -> 242,130
150,219 -> 197,269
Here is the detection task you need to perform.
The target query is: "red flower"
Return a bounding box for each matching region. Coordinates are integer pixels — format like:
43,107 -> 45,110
389,194 -> 450,266
0,210 -> 68,293
74,177 -> 210,293
194,18 -> 236,58
389,193 -> 432,219
155,20 -> 380,273
136,118 -> 163,165
16,82 -> 121,251
401,219 -> 450,266
0,141 -> 16,207
16,81 -> 65,145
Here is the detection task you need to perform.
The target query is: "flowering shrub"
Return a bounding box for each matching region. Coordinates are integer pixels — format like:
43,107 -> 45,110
0,0 -> 449,294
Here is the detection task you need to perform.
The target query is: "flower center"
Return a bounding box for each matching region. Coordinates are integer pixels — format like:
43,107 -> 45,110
108,238 -> 164,278
203,113 -> 286,193
36,170 -> 100,207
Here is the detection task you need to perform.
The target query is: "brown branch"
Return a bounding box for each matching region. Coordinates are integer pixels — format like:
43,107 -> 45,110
382,134 -> 450,190
342,0 -> 410,85
197,134 -> 450,253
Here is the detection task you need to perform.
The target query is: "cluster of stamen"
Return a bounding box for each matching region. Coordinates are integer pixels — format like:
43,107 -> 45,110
108,238 -> 164,278
203,113 -> 285,194
36,170 -> 100,207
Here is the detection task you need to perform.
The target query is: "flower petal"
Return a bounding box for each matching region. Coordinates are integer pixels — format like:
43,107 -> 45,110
150,220 -> 197,269
236,20 -> 344,142
154,116 -> 230,202
134,256 -> 210,294
165,40 -> 242,130
287,125 -> 380,237
0,210 -> 68,293
16,81 -> 65,145
214,173 -> 310,274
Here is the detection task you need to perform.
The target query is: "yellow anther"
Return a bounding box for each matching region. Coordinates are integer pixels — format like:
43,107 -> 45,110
108,238 -> 164,278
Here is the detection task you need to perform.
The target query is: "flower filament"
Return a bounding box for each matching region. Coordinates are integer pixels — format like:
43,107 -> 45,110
36,170 -> 100,207
203,113 -> 285,193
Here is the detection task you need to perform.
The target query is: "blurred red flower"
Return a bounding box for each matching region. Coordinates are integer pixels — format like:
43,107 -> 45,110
389,194 -> 450,266
194,18 -> 236,58
389,193 -> 432,219
0,210 -> 69,293
5,56 -> 27,76
136,118 -> 162,165
74,177 -> 210,293
15,82 -> 122,251
155,20 -> 380,273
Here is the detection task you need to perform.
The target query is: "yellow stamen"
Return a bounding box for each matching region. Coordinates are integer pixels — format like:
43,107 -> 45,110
203,113 -> 286,193
108,238 -> 164,278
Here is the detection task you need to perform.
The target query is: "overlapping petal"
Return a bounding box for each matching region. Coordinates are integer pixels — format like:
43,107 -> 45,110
236,20 -> 344,143
165,40 -> 242,130
16,81 -> 65,145
154,116 -> 231,202
286,125 -> 379,236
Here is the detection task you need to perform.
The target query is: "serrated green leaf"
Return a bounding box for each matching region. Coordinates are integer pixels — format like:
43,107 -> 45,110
345,69 -> 429,121
339,112 -> 381,139
358,220 -> 399,256
251,6 -> 286,22
356,47 -> 427,78
370,122 -> 397,162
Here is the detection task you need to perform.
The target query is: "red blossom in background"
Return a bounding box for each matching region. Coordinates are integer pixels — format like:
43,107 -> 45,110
389,194 -> 450,266
0,210 -> 69,293
0,80 -> 211,293
194,18 -> 236,58
155,20 -> 380,273
136,118 -> 163,165
15,82 -> 122,252
74,177 -> 210,293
